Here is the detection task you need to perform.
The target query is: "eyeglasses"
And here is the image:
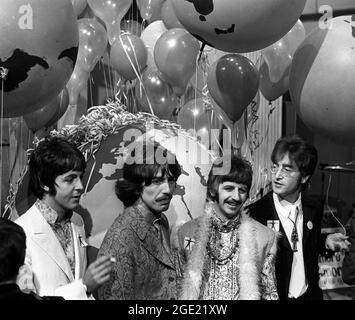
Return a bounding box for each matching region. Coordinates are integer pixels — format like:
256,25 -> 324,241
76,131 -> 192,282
270,164 -> 299,177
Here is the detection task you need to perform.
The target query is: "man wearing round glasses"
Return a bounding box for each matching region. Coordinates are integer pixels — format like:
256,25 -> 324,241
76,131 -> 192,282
248,135 -> 350,300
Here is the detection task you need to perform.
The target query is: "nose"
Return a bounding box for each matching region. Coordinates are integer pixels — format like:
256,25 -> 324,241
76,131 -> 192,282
232,189 -> 241,201
274,167 -> 283,179
161,179 -> 172,195
75,177 -> 84,191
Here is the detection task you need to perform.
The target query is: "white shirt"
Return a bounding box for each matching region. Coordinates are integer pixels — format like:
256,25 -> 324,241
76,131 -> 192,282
273,192 -> 308,298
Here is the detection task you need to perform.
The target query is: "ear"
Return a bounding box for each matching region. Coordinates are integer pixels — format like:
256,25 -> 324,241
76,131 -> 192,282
301,175 -> 310,185
41,184 -> 50,192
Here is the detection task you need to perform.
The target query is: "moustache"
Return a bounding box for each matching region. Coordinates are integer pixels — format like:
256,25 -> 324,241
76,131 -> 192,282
225,200 -> 242,206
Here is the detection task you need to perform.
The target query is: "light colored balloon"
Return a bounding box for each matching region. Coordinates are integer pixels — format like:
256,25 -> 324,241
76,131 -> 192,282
0,0 -> 78,118
289,16 -> 355,145
72,0 -> 87,16
66,64 -> 90,106
140,20 -> 168,68
259,60 -> 289,101
87,0 -> 132,45
261,19 -> 305,82
171,0 -> 306,53
77,18 -> 107,72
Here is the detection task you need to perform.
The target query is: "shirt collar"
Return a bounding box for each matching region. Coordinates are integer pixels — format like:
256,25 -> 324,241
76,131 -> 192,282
273,192 -> 302,219
35,199 -> 72,225
135,200 -> 162,226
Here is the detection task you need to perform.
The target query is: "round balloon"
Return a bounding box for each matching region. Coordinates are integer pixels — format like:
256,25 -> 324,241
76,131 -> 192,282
207,54 -> 259,122
140,20 -> 168,68
171,0 -> 306,53
289,16 -> 355,145
0,0 -> 78,118
135,66 -> 178,120
45,88 -> 70,128
154,28 -> 200,96
110,33 -> 147,80
161,0 -> 184,29
23,101 -> 59,132
72,0 -> 87,17
77,18 -> 107,73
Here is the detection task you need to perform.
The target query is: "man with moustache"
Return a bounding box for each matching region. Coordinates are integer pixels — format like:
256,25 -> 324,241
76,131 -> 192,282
16,137 -> 114,300
178,155 -> 279,300
248,135 -> 350,300
98,141 -> 182,300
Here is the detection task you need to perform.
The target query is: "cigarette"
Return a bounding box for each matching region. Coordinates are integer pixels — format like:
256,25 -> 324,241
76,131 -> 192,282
110,257 -> 117,263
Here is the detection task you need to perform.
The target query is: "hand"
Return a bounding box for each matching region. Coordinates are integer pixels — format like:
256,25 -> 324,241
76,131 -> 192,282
82,255 -> 115,293
325,233 -> 351,252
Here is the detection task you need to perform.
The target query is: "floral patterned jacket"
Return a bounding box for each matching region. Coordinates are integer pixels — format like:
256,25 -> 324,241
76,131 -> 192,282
98,203 -> 180,300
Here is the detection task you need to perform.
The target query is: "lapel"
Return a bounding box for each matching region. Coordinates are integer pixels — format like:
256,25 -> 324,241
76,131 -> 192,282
266,194 -> 293,252
301,197 -> 316,247
128,208 -> 175,269
29,206 -> 74,282
71,217 -> 87,280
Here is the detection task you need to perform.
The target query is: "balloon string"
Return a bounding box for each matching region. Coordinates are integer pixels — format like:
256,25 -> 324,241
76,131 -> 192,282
89,74 -> 94,108
0,67 -> 8,217
100,59 -> 110,100
119,33 -> 154,116
198,42 -> 206,63
107,53 -> 115,98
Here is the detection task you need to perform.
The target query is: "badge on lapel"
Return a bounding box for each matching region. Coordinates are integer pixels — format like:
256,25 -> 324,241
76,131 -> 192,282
307,221 -> 313,230
184,237 -> 195,251
267,220 -> 280,232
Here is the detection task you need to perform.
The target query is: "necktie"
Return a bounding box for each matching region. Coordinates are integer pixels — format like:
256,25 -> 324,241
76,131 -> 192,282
289,207 -> 299,252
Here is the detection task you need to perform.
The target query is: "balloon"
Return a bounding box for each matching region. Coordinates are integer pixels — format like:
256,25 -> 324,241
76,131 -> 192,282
140,20 -> 168,68
289,16 -> 355,145
0,0 -> 78,118
261,20 -> 306,82
110,33 -> 147,80
121,19 -> 142,37
154,28 -> 200,96
259,60 -> 290,101
137,0 -> 164,21
87,0 -> 132,45
23,102 -> 59,132
77,18 -> 107,73
177,97 -> 228,148
161,0 -> 184,29
66,64 -> 90,106
45,88 -> 70,128
171,0 -> 306,53
207,54 -> 259,122
72,0 -> 87,17
177,98 -> 212,146
135,66 -> 178,120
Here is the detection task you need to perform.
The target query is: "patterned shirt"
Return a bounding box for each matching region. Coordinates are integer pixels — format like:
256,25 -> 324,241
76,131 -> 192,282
203,211 -> 241,300
35,200 -> 76,276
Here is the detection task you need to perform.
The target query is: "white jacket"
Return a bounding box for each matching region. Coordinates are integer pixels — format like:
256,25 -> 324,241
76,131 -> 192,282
16,204 -> 91,300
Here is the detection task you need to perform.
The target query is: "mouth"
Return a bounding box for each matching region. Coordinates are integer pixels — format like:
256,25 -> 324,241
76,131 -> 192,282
224,201 -> 241,209
273,181 -> 283,188
156,197 -> 171,205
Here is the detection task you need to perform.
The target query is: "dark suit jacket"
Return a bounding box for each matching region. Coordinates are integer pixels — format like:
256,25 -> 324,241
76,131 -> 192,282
248,192 -> 326,300
98,205 -> 179,300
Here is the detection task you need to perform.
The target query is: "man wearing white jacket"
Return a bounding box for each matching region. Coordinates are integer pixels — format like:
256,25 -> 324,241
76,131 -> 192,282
16,136 -> 113,300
